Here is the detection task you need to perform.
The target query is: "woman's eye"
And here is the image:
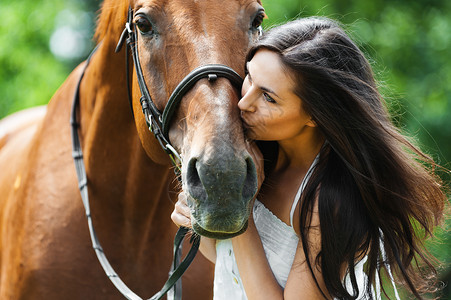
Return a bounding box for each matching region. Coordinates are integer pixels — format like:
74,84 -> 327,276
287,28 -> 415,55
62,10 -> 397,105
263,93 -> 276,103
136,17 -> 153,34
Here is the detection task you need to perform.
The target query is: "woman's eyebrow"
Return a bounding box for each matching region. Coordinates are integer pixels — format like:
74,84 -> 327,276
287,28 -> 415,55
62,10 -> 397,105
260,86 -> 280,98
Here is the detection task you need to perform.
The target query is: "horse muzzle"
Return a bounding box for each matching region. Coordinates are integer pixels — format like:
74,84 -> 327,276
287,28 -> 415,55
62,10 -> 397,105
184,148 -> 258,239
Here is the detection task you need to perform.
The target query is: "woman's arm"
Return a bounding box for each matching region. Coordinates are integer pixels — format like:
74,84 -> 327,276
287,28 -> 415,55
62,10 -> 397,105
231,218 -> 284,299
232,205 -> 328,300
198,236 -> 216,263
171,192 -> 217,263
284,220 -> 329,299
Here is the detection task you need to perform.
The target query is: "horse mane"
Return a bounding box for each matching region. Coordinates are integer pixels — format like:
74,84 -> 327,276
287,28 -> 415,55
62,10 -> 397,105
94,0 -> 130,43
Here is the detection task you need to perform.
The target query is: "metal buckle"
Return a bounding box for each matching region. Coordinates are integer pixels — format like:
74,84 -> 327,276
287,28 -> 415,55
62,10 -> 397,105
126,22 -> 132,35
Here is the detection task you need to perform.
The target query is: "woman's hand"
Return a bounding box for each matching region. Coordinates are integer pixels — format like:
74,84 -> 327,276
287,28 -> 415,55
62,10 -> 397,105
171,192 -> 192,228
171,192 -> 218,262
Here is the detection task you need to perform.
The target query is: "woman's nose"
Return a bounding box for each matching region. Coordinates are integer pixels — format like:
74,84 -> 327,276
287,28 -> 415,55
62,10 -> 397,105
238,82 -> 256,113
238,94 -> 256,113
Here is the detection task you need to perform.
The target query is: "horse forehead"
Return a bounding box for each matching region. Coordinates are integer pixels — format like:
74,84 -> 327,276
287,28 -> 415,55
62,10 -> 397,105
165,0 -> 256,11
165,0 -> 254,60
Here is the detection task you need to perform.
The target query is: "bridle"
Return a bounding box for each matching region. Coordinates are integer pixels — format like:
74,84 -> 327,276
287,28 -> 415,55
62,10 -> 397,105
70,5 -> 244,300
115,6 -> 244,169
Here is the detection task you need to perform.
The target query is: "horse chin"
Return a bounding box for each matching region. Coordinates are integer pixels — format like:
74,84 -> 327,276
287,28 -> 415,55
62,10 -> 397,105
192,221 -> 248,240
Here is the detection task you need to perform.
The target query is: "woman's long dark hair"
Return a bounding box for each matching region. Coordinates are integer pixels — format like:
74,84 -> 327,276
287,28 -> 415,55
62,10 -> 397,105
250,17 -> 447,299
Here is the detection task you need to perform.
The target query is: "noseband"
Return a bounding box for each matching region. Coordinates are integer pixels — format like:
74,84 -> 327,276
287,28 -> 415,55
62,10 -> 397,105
116,6 -> 243,168
71,5 -> 244,300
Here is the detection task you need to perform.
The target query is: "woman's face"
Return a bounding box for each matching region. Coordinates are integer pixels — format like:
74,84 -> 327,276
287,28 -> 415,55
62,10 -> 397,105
239,49 -> 313,142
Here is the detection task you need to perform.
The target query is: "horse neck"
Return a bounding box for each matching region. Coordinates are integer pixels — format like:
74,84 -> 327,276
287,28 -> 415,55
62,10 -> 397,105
77,37 -> 174,231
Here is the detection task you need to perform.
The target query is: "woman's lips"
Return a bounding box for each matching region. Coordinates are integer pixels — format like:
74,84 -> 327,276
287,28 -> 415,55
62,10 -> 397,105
241,119 -> 255,138
241,116 -> 252,129
240,113 -> 256,136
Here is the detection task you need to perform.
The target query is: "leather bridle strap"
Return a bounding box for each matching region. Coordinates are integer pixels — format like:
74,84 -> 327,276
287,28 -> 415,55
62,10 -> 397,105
70,47 -> 199,300
161,64 -> 243,138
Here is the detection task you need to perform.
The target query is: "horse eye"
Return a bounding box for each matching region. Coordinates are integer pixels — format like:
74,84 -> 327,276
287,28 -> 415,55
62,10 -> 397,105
251,11 -> 264,30
136,17 -> 153,34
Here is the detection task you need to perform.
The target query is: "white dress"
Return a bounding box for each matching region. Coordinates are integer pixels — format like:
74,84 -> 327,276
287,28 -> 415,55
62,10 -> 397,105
212,155 -> 399,300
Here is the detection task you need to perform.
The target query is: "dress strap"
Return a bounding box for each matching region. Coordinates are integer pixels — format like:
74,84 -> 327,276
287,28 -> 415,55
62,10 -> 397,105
289,153 -> 320,228
379,229 -> 401,300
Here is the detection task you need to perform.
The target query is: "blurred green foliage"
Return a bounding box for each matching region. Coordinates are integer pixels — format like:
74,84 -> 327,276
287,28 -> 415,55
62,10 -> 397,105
0,0 -> 97,116
0,0 -> 449,298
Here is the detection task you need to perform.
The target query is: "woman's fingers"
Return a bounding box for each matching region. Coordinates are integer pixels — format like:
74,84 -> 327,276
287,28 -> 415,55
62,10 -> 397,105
178,191 -> 188,206
171,192 -> 193,228
175,198 -> 191,218
171,210 -> 192,228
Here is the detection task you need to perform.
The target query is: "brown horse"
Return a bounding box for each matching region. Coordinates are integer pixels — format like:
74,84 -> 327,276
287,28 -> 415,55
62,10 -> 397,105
0,0 -> 264,298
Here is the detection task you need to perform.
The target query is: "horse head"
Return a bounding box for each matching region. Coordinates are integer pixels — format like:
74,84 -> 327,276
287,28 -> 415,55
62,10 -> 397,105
111,0 -> 265,239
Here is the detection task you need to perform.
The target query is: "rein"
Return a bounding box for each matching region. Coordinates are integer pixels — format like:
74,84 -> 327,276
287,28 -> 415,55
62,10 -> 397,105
71,48 -> 199,300
70,5 -> 243,300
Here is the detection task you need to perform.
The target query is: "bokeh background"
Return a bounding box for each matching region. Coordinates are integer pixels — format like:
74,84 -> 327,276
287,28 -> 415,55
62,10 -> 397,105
0,0 -> 449,298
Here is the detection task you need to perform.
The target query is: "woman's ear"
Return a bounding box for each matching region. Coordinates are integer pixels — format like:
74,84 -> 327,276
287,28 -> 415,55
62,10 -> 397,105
306,118 -> 317,127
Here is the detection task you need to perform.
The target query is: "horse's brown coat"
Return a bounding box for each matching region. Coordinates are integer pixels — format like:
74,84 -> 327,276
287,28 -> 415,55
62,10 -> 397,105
0,0 -> 263,298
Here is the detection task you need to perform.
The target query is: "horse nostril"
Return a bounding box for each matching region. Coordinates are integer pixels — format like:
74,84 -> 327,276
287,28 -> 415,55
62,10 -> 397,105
242,156 -> 258,200
186,157 -> 205,202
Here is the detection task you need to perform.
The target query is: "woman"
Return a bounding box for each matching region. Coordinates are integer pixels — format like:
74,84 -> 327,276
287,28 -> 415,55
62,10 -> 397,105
172,17 -> 447,299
